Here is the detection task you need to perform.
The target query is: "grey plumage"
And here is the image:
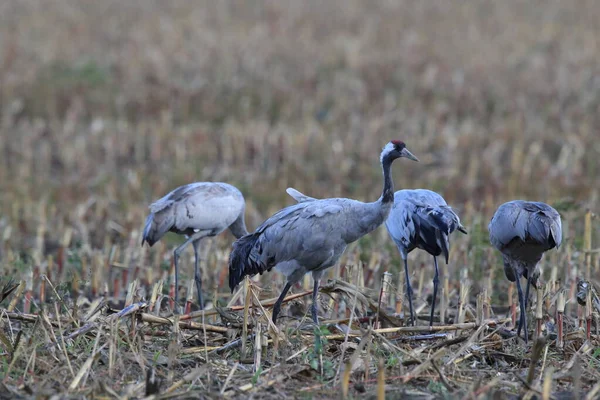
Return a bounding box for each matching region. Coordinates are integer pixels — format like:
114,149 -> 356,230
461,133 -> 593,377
385,189 -> 467,326
142,182 -> 248,310
286,188 -> 316,203
489,200 -> 562,343
229,141 -> 419,325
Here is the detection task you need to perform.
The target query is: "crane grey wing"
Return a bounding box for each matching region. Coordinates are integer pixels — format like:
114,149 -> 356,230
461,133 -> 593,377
142,182 -> 244,246
229,200 -> 345,290
489,201 -> 562,252
286,187 -> 317,203
385,201 -> 416,251
406,189 -> 448,207
522,202 -> 563,248
489,203 -> 522,249
387,193 -> 465,262
149,182 -> 241,214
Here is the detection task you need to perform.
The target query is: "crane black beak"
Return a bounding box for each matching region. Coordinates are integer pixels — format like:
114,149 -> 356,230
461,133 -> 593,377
458,225 -> 468,234
401,148 -> 419,162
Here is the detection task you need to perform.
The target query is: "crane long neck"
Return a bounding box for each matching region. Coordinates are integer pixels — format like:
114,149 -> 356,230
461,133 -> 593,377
229,211 -> 249,239
381,156 -> 394,204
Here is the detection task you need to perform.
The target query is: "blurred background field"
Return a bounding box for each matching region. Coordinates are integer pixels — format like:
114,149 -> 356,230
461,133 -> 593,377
0,0 -> 599,398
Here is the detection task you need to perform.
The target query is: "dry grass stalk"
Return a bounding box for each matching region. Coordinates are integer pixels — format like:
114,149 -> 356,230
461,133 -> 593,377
375,271 -> 392,329
68,343 -> 108,391
527,337 -> 547,386
254,322 -> 262,374
475,293 -> 483,336
548,265 -> 557,311
334,264 -> 362,384
125,279 -> 137,307
416,267 -> 425,306
43,275 -> 77,326
557,290 -> 565,349
220,362 -> 239,395
584,382 -> 600,400
573,354 -> 582,399
585,288 -> 592,340
482,288 -> 490,320
584,210 -> 592,280
377,358 -> 385,400
24,268 -> 33,314
535,287 -> 543,338
441,276 -> 449,325
242,276 -> 251,359
150,279 -> 162,315
249,287 -> 282,339
403,347 -> 447,383
341,362 -> 351,399
542,366 -> 553,400
445,323 -> 488,365
161,369 -> 205,395
168,261 -> 175,312
508,283 -> 516,328
184,279 -> 194,315
396,267 -> 404,317
53,303 -> 75,378
177,321 -> 229,333
7,280 -> 24,312
180,289 -> 313,322
325,318 -> 509,340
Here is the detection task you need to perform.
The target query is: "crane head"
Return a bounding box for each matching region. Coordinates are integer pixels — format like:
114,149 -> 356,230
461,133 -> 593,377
381,140 -> 419,163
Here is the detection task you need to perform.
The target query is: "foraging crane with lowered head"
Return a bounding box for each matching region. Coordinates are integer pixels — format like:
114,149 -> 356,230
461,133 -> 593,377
385,189 -> 467,326
489,200 -> 562,343
142,182 -> 248,310
229,140 -> 419,325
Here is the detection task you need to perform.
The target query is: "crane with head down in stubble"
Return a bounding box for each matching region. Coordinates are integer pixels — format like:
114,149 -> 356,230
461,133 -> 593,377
141,182 -> 248,310
229,140 -> 419,325
489,200 -> 562,343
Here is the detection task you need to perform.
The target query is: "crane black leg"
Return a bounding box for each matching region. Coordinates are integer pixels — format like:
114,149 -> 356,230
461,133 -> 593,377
404,258 -> 416,326
524,271 -> 532,309
272,282 -> 292,324
311,279 -> 320,326
192,239 -> 204,310
429,256 -> 440,327
515,276 -> 528,344
172,230 -> 210,314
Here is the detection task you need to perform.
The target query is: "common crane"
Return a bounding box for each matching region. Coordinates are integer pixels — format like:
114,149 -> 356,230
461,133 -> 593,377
385,189 -> 467,326
489,200 -> 562,343
142,182 -> 248,310
229,141 -> 419,325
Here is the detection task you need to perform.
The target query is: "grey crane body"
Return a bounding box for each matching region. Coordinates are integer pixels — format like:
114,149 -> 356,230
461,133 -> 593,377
142,182 -> 248,310
229,141 -> 419,325
489,200 -> 562,343
385,189 -> 467,326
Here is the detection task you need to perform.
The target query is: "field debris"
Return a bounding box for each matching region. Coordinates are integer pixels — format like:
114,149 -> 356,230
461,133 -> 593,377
1,0 -> 600,398
1,274 -> 600,398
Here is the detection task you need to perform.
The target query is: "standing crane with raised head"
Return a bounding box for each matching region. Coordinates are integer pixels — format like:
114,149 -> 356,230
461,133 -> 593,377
228,140 -> 419,325
141,182 -> 248,310
489,200 -> 562,343
385,189 -> 467,326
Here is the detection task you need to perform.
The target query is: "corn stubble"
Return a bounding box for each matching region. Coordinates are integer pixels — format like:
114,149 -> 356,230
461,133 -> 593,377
0,0 -> 600,398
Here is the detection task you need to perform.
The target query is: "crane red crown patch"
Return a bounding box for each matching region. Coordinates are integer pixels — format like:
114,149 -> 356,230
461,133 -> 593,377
391,140 -> 405,147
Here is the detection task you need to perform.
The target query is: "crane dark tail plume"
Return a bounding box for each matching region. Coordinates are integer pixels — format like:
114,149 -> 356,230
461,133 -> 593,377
141,213 -> 155,246
228,233 -> 268,292
421,205 -> 465,263
436,230 -> 451,264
